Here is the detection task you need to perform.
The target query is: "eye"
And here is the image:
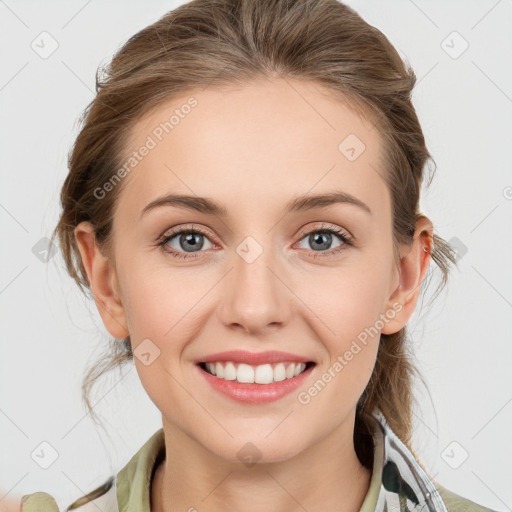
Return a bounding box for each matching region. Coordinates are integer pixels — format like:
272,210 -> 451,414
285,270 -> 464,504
156,222 -> 353,261
295,223 -> 352,259
156,225 -> 216,260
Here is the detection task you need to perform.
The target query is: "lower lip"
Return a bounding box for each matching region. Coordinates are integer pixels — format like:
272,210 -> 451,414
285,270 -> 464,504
196,363 -> 315,404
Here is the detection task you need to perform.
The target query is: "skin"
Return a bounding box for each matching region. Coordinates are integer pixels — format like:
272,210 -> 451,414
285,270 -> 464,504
75,77 -> 433,512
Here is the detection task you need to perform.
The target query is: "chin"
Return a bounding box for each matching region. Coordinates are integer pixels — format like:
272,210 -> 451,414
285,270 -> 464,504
204,432 -> 308,466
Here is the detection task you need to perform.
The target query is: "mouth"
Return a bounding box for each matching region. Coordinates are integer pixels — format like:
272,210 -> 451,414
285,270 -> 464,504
195,354 -> 317,404
197,360 -> 316,385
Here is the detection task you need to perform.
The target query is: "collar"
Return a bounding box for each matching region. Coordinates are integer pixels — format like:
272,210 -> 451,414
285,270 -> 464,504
366,409 -> 448,511
71,409 -> 448,512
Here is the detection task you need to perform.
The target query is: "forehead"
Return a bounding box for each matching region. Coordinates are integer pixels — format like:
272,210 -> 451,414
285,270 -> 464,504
116,78 -> 389,221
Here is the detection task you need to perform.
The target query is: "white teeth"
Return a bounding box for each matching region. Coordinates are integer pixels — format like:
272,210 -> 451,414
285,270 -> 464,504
202,361 -> 308,384
294,364 -> 303,377
237,363 -> 254,383
273,362 -> 286,382
224,361 -> 237,380
254,364 -> 273,384
215,362 -> 224,378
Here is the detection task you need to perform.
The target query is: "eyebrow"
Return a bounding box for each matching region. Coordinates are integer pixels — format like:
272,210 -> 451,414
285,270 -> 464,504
139,190 -> 372,219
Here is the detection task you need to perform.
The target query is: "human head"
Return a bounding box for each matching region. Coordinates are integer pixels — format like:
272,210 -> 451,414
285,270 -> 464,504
52,0 -> 456,467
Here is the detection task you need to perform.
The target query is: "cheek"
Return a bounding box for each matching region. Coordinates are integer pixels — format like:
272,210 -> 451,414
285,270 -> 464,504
298,260 -> 392,338
121,278 -> 175,340
116,251 -> 201,341
117,264 -> 197,409
293,259 -> 391,390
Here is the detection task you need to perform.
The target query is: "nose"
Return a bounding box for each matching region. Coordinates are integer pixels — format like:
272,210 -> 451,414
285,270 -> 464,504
217,239 -> 291,335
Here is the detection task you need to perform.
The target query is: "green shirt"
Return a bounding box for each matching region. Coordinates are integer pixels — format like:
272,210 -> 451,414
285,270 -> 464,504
20,420 -> 499,512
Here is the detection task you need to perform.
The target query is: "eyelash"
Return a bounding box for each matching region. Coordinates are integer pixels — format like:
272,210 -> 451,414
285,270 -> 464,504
155,223 -> 353,261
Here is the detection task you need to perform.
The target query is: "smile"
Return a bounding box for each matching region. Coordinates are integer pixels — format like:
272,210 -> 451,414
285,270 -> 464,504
199,361 -> 315,384
196,360 -> 316,404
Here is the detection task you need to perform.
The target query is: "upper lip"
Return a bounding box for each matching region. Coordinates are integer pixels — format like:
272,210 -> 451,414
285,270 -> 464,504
196,350 -> 314,366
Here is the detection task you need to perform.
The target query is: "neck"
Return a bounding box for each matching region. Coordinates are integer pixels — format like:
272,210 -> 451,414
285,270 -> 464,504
151,414 -> 373,512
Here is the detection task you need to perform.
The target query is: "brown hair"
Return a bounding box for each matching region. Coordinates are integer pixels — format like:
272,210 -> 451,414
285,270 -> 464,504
52,0 -> 456,469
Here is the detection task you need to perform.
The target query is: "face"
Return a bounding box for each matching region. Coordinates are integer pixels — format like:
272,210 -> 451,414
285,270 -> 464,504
85,78 -> 412,464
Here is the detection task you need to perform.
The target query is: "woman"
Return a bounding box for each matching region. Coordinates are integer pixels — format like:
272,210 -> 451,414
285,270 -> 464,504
19,0 -> 499,510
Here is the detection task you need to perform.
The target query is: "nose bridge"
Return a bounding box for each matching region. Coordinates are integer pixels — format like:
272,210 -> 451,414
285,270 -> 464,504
218,232 -> 290,333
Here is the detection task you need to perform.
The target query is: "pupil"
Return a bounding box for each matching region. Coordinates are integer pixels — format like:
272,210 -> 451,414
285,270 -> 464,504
181,233 -> 204,252
311,232 -> 331,251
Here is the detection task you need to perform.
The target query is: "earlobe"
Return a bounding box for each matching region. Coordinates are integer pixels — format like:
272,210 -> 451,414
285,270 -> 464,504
74,221 -> 129,339
381,216 -> 433,335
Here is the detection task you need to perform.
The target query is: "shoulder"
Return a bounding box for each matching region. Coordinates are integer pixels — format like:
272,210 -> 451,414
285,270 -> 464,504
18,479 -> 503,512
20,477 -> 117,512
436,482 -> 501,512
18,427 -> 164,512
19,492 -> 59,512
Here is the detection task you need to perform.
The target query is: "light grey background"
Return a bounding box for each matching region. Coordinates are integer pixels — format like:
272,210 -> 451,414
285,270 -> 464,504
1,0 -> 511,510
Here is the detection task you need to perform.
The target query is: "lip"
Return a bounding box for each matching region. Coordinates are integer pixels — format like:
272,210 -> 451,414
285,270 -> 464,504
195,350 -> 314,365
195,361 -> 316,404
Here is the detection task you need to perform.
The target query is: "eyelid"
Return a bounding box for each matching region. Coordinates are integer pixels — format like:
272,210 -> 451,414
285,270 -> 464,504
157,223 -> 219,247
156,221 -> 353,260
162,223 -> 209,235
294,222 -> 353,245
157,223 -> 351,245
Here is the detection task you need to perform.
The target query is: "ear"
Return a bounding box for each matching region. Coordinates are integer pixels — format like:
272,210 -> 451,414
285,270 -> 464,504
74,221 -> 129,339
381,216 -> 433,335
